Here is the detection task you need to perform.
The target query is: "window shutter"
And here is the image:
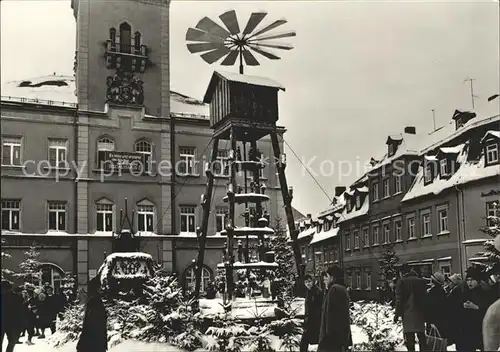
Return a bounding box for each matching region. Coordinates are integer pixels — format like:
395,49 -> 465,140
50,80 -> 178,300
12,211 -> 20,230
48,212 -> 57,230
59,212 -> 66,231
2,146 -> 10,165
138,213 -> 144,231
96,212 -> 104,231
1,210 -> 10,230
188,216 -> 195,232
13,146 -> 21,165
181,216 -> 187,232
58,148 -> 66,167
49,148 -> 57,167
146,214 -> 153,232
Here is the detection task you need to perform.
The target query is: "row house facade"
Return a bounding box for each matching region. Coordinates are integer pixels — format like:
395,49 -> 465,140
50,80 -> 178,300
1,0 -> 289,295
296,98 -> 499,299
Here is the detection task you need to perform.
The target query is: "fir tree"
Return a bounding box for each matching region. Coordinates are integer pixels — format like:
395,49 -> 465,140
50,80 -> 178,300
269,217 -> 295,300
378,249 -> 400,282
1,237 -> 13,280
478,202 -> 500,272
16,245 -> 42,285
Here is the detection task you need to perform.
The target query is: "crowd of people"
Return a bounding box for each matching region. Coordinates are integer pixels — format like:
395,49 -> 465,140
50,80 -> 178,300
1,280 -> 68,352
300,263 -> 500,352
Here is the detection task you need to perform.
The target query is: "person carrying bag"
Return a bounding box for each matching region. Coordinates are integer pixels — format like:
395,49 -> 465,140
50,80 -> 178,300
426,324 -> 448,352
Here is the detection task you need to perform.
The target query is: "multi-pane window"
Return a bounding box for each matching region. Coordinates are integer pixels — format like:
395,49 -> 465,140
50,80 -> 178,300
424,164 -> 433,183
365,272 -> 372,291
394,174 -> 402,194
135,140 -> 152,173
215,207 -> 227,232
48,201 -> 66,231
438,205 -> 449,233
485,143 -> 499,165
363,227 -> 369,247
408,216 -> 416,238
180,206 -> 196,233
440,159 -> 449,177
179,147 -> 196,176
395,220 -> 402,241
137,203 -> 154,232
372,182 -> 379,201
383,224 -> 390,243
345,232 -> 351,251
486,202 -> 499,226
96,201 -> 113,232
1,199 -> 20,231
372,225 -> 379,244
422,212 -> 431,236
355,195 -> 361,209
1,137 -> 22,166
38,264 -> 63,292
353,230 -> 360,249
97,137 -> 115,168
214,150 -> 230,177
356,272 -> 361,289
383,178 -> 390,198
48,139 -> 67,168
185,266 -> 210,292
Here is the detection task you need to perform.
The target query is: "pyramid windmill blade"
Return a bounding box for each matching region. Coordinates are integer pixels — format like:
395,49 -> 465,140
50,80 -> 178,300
187,42 -> 225,54
242,12 -> 267,35
252,42 -> 293,50
219,10 -> 240,35
186,27 -> 225,43
249,19 -> 287,38
251,31 -> 296,42
196,17 -> 231,39
200,46 -> 231,64
242,49 -> 260,66
220,50 -> 239,66
248,45 -> 281,60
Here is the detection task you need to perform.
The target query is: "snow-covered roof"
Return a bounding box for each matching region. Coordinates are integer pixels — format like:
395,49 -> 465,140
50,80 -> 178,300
1,74 -> 210,119
480,130 -> 500,143
310,227 -> 340,245
403,143 -> 500,202
368,132 -> 422,171
337,195 -> 370,224
439,146 -> 462,154
297,226 -> 315,240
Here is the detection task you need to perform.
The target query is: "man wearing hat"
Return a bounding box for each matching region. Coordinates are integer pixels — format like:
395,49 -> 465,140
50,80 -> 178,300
394,263 -> 428,352
445,273 -> 464,346
426,272 -> 449,340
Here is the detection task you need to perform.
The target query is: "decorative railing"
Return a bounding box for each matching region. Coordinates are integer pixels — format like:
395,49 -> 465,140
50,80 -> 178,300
105,40 -> 149,73
1,96 -> 77,108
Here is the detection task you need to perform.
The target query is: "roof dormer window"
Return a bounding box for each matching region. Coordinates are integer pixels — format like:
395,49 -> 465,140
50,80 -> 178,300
424,163 -> 433,185
355,195 -> 361,209
346,198 -> 352,213
485,143 -> 499,166
386,136 -> 402,157
388,143 -> 395,157
440,159 -> 450,178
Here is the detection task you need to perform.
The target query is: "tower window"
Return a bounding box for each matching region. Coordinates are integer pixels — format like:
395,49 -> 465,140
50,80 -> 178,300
120,22 -> 132,53
134,31 -> 141,49
109,28 -> 116,42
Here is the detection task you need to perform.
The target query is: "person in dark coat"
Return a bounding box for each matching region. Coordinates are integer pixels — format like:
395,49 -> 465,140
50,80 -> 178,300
426,272 -> 449,339
394,264 -> 428,352
445,273 -> 464,346
318,266 -> 352,352
77,277 -> 107,352
1,280 -> 25,352
456,267 -> 489,352
300,274 -> 323,352
45,286 -> 59,334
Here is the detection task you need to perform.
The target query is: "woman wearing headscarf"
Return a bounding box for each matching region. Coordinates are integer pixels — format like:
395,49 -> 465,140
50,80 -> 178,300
77,277 -> 107,352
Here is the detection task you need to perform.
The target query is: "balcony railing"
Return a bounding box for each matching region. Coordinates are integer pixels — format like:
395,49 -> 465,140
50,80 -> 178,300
106,40 -> 148,58
105,40 -> 150,73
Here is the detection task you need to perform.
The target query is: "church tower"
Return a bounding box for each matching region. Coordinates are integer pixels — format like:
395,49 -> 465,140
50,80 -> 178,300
72,0 -> 170,116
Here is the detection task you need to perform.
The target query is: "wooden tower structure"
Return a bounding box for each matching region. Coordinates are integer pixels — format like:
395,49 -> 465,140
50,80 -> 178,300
194,71 -> 303,299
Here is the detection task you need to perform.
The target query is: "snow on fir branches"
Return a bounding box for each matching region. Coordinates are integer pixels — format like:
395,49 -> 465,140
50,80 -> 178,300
478,202 -> 500,272
16,245 -> 42,285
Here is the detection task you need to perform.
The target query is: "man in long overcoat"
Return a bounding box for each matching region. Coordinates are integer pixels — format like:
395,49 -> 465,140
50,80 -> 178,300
300,274 -> 323,352
77,277 -> 107,352
318,265 -> 352,352
395,264 -> 428,352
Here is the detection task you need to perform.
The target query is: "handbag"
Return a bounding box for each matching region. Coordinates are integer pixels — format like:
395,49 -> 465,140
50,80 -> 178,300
426,325 -> 448,352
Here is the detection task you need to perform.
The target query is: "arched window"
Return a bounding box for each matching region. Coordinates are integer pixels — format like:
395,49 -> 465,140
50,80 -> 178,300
96,198 -> 114,233
135,139 -> 152,173
97,137 -> 115,168
184,266 -> 211,292
119,22 -> 131,53
137,199 -> 155,233
37,263 -> 65,292
134,31 -> 141,49
109,28 -> 116,42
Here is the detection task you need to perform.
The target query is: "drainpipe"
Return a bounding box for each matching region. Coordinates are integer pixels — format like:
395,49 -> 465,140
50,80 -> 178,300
170,115 -> 176,273
73,105 -> 79,289
454,185 -> 465,276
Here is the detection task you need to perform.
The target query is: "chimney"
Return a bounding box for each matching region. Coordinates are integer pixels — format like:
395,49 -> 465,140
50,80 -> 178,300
404,126 -> 416,134
335,186 -> 346,197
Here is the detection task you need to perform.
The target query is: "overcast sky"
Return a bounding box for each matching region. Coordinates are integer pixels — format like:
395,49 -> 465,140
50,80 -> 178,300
1,0 -> 499,216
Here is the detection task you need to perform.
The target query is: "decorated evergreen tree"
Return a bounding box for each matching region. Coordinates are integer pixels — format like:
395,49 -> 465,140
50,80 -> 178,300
269,217 -> 295,301
478,202 -> 500,272
378,248 -> 400,282
1,237 -> 13,280
16,245 -> 42,286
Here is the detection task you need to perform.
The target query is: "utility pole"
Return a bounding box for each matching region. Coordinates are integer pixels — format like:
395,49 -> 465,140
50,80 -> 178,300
431,109 -> 436,131
464,78 -> 477,110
